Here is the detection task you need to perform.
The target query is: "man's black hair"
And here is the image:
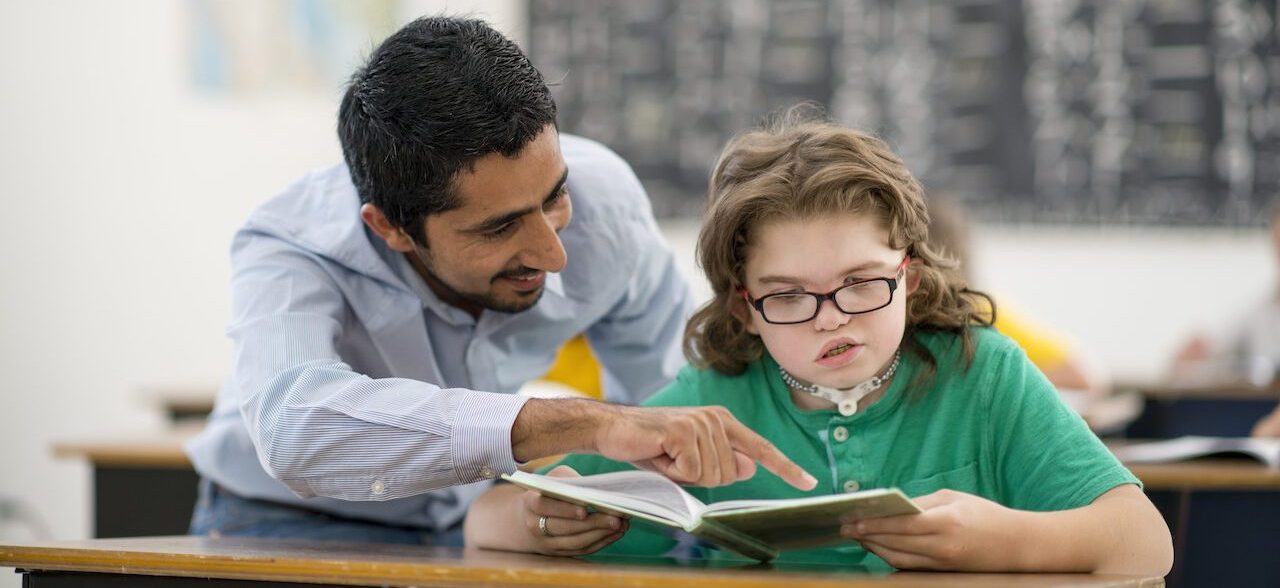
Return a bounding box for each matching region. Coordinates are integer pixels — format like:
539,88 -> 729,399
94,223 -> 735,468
338,16 -> 558,243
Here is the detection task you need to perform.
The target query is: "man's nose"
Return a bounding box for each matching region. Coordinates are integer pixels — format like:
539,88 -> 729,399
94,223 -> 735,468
519,213 -> 567,273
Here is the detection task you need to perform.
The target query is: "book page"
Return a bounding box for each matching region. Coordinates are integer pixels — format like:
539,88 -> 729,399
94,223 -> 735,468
1113,436 -> 1280,467
1239,438 -> 1280,467
701,488 -> 916,515
504,470 -> 707,526
702,488 -> 921,551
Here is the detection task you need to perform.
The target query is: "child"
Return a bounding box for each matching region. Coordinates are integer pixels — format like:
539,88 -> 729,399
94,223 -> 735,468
465,117 -> 1173,575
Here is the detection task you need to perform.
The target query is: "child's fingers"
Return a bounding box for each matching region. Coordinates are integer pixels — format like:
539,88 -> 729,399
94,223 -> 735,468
844,513 -> 929,536
544,526 -> 624,556
574,526 -> 628,555
522,490 -> 587,520
910,489 -> 959,510
857,538 -> 939,570
848,529 -> 940,557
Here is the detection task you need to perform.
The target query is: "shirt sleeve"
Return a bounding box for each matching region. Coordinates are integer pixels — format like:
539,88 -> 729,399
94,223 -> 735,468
985,341 -> 1140,511
228,229 -> 529,501
585,211 -> 696,405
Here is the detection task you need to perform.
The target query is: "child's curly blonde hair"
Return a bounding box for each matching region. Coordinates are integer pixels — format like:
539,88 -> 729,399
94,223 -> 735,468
684,112 -> 995,388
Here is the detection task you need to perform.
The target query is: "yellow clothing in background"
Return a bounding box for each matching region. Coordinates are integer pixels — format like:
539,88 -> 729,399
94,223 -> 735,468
993,302 -> 1072,371
540,335 -> 604,399
540,305 -> 1074,398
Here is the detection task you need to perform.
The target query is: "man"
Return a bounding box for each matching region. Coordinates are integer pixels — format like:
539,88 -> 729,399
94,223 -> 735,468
186,16 -> 813,546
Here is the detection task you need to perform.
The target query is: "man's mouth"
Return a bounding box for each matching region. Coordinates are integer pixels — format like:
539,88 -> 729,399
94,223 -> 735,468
500,271 -> 545,292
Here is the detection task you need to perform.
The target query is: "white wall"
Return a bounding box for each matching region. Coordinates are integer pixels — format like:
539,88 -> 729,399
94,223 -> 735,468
0,1 -> 520,584
0,2 -> 1273,585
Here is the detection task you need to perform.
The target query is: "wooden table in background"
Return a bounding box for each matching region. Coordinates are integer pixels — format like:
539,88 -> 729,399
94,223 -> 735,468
0,536 -> 1165,587
1128,459 -> 1280,491
53,427 -> 200,538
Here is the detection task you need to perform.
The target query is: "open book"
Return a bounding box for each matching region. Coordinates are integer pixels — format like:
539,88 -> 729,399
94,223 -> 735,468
1112,436 -> 1280,468
502,470 -> 921,561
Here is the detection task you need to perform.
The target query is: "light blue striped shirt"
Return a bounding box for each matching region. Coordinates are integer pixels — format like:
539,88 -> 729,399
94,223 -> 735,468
185,135 -> 695,531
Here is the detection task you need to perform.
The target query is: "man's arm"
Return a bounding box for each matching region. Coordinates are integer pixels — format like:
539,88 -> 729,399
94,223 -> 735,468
511,398 -> 817,489
230,230 -> 813,500
228,231 -> 530,500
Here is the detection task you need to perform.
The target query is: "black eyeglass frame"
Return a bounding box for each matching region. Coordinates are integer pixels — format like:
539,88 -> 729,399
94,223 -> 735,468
740,257 -> 909,325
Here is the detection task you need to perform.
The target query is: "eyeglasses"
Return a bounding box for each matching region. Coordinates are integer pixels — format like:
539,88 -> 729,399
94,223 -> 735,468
741,257 -> 909,325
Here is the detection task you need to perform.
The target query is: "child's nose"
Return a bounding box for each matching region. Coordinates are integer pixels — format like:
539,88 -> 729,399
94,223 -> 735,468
813,299 -> 851,331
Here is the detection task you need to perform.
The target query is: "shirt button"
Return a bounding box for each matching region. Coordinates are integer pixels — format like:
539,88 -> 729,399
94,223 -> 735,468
479,466 -> 497,479
832,426 -> 849,442
843,480 -> 861,493
370,480 -> 386,495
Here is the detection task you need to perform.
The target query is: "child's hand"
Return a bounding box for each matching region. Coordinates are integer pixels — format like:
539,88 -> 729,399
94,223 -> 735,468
840,489 -> 1024,571
519,466 -> 629,556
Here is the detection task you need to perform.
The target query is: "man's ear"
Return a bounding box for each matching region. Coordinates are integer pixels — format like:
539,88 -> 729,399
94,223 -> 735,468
360,203 -> 417,253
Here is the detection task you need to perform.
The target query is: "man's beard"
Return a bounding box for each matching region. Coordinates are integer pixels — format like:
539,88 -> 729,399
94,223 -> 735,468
417,254 -> 544,314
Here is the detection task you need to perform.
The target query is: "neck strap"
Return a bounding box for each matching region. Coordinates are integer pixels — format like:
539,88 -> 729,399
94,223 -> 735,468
779,351 -> 901,416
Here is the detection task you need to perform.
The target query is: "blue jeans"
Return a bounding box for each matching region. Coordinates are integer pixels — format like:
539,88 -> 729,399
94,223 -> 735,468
189,478 -> 463,546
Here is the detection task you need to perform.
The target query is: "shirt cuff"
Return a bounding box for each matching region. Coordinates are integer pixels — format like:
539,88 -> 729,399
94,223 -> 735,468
451,390 -> 531,483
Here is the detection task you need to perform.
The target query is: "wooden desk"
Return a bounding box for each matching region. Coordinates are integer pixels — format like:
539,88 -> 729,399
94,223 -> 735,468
1128,459 -> 1280,490
53,428 -> 200,538
0,536 -> 1164,587
1115,379 -> 1280,400
1122,458 -> 1280,588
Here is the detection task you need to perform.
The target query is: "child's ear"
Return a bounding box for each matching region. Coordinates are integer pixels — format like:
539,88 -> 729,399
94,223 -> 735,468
905,258 -> 924,295
731,296 -> 760,335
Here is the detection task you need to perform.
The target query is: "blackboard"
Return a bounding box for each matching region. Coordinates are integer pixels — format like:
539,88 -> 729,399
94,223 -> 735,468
527,0 -> 1280,225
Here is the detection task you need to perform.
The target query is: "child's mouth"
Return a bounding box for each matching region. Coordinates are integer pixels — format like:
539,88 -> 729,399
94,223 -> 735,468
824,344 -> 854,358
816,342 -> 862,367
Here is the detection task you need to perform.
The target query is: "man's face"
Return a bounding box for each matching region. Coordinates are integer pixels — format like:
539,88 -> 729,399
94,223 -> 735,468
409,126 -> 572,316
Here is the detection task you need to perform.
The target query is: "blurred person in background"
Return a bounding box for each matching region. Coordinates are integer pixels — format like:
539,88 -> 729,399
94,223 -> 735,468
1171,204 -> 1280,436
926,195 -> 1111,400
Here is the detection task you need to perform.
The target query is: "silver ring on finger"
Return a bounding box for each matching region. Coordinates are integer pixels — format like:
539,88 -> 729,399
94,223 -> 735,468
538,515 -> 555,537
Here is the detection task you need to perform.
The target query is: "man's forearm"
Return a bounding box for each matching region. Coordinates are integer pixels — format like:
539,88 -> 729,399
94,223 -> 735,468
510,398 -> 619,462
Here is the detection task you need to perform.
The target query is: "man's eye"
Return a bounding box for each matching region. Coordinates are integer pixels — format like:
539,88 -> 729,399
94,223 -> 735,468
544,188 -> 568,208
482,223 -> 518,240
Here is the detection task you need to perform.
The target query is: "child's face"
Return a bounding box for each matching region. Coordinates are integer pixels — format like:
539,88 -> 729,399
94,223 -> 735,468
741,214 -> 918,389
